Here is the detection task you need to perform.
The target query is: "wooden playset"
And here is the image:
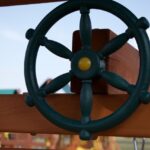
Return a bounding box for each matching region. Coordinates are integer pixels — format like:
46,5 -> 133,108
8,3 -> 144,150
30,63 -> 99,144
0,0 -> 150,149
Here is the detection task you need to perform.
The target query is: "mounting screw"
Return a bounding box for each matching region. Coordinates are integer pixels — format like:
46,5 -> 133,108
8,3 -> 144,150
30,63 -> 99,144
137,17 -> 150,30
25,95 -> 35,107
80,129 -> 91,140
25,28 -> 35,40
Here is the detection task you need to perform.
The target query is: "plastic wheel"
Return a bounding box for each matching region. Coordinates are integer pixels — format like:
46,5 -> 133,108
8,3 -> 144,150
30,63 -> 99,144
24,0 -> 150,140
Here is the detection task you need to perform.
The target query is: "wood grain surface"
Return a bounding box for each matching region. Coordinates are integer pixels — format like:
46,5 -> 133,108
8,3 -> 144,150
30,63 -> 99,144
0,94 -> 150,137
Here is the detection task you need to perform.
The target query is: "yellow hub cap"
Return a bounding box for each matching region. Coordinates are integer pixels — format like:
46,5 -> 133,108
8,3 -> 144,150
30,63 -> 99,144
78,57 -> 92,71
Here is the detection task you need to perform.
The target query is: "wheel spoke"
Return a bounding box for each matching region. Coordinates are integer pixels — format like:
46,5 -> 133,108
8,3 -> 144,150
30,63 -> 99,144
41,37 -> 73,60
98,29 -> 134,58
80,80 -> 93,124
39,72 -> 71,96
80,7 -> 92,50
100,71 -> 134,93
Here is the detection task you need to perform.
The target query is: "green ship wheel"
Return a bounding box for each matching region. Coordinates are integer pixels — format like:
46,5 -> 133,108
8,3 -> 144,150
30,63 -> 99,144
24,0 -> 150,140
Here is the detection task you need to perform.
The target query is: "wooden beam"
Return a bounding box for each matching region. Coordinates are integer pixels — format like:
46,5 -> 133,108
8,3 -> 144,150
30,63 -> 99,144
0,94 -> 150,137
0,147 -> 31,150
0,149 -> 56,150
0,0 -> 65,7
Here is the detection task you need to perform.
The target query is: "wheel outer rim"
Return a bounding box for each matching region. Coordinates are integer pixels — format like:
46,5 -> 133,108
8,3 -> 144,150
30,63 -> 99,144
24,0 -> 150,133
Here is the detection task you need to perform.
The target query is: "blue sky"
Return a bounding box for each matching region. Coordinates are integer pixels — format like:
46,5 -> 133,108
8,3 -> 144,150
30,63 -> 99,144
0,0 -> 150,93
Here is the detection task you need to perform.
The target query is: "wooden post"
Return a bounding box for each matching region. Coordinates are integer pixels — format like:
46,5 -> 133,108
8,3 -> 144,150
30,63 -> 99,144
71,29 -> 139,94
